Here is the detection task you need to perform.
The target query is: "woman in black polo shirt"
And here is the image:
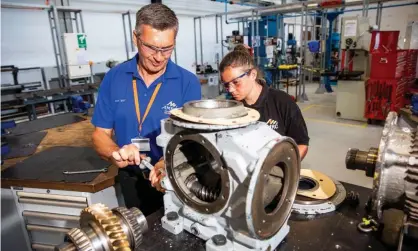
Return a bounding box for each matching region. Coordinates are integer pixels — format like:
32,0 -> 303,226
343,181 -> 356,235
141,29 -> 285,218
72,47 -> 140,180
219,49 -> 310,160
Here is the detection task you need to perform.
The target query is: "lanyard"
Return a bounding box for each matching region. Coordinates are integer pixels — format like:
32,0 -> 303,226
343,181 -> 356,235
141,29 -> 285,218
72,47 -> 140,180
132,77 -> 162,134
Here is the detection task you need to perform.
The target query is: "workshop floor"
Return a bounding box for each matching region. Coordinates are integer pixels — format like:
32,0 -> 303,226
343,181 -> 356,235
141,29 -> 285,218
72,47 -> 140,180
288,83 -> 383,188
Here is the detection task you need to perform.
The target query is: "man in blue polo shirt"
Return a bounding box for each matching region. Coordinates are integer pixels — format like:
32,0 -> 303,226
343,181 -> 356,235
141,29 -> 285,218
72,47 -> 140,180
91,3 -> 201,215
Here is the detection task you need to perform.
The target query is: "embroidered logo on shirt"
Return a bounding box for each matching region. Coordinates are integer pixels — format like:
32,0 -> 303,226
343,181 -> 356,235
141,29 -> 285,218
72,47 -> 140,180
267,119 -> 279,130
162,101 -> 178,114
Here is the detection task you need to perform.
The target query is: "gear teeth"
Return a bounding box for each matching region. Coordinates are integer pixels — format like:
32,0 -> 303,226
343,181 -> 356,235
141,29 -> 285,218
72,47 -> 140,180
80,203 -> 131,251
112,207 -> 147,250
67,228 -> 93,251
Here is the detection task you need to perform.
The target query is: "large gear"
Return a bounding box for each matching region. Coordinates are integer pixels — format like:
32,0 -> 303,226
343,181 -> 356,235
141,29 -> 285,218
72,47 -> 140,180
66,228 -> 93,251
80,203 -> 131,251
112,207 -> 148,250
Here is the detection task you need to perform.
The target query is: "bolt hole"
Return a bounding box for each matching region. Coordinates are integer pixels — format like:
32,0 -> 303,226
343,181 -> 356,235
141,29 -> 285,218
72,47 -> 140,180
320,179 -> 323,182
313,194 -> 316,197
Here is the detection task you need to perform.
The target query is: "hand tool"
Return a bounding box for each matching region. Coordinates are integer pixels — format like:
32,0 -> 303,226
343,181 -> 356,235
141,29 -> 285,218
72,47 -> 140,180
63,168 -> 108,175
139,157 -> 154,171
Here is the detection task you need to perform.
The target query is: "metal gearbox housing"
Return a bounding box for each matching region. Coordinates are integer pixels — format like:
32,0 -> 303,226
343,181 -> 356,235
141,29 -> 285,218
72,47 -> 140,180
346,111 -> 418,243
156,117 -> 301,251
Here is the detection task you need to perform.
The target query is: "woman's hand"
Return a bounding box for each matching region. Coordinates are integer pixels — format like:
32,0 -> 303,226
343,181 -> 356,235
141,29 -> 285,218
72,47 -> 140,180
149,158 -> 166,192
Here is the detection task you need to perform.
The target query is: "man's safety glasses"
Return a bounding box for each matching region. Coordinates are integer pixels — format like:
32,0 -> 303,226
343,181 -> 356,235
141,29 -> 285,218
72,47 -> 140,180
137,35 -> 174,57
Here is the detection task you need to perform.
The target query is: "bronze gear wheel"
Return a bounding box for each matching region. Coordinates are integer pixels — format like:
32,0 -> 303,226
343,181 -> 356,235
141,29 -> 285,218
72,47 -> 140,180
80,203 -> 131,251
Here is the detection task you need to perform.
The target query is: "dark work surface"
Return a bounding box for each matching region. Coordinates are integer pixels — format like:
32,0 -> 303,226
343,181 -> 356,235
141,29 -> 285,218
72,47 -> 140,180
2,131 -> 47,159
9,113 -> 86,136
138,182 -> 417,251
1,146 -> 110,183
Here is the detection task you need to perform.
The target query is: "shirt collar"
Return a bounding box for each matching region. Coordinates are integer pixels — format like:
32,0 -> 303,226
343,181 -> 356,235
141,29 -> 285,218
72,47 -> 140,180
125,53 -> 181,79
243,80 -> 269,108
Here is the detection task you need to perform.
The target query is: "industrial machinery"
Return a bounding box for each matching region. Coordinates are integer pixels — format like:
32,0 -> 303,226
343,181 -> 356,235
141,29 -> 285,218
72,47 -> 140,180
226,30 -> 245,51
345,111 -> 418,248
156,100 -> 300,251
292,169 -> 347,215
71,95 -> 91,115
56,203 -> 148,251
1,66 -> 49,120
336,16 -> 373,121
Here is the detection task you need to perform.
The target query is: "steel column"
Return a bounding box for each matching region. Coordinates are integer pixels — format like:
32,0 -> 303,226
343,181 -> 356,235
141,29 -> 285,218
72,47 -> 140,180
122,12 -> 129,60
220,15 -> 224,57
127,11 -> 134,52
52,5 -> 67,87
199,17 -> 203,66
194,18 -> 198,65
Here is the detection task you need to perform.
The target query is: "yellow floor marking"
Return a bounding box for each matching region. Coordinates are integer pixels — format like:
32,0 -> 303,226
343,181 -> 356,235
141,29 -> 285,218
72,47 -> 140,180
301,104 -> 316,112
305,118 -> 368,128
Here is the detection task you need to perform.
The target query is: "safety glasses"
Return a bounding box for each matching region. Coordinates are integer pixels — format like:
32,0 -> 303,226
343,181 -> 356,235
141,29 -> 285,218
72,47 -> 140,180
136,34 -> 175,57
222,69 -> 253,91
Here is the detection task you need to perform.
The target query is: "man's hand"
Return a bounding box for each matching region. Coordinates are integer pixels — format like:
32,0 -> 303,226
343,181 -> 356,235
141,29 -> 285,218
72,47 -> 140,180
111,144 -> 141,168
149,158 -> 166,192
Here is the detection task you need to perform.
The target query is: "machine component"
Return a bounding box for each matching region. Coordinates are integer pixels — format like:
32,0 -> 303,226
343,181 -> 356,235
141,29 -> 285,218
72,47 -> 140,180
336,79 -> 367,122
1,120 -> 16,162
225,31 -> 244,51
63,168 -> 108,175
71,95 -> 91,115
411,94 -> 418,115
56,203 -> 148,251
341,16 -> 371,50
156,100 -> 300,251
292,170 -> 347,215
308,41 -> 320,53
345,111 -> 418,247
346,147 -> 378,177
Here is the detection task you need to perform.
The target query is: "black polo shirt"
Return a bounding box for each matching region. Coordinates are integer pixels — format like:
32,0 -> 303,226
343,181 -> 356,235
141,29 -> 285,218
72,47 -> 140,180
243,83 -> 310,146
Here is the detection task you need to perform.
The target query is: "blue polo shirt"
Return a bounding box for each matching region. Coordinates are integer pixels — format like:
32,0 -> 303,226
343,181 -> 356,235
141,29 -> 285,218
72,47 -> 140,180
92,54 -> 201,165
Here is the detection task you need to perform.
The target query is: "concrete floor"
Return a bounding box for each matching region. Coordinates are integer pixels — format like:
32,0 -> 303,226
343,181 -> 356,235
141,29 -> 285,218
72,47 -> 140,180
288,83 -> 383,188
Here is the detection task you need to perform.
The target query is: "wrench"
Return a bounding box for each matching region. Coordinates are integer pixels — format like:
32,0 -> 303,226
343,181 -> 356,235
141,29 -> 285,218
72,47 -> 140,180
63,168 -> 108,175
139,157 -> 154,171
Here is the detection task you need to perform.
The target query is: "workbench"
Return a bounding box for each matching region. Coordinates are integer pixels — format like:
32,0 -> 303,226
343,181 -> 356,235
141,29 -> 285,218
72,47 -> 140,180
138,182 -> 417,251
1,113 -> 121,251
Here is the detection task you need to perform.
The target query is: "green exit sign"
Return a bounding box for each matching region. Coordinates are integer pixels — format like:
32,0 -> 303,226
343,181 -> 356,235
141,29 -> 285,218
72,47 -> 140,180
77,34 -> 87,49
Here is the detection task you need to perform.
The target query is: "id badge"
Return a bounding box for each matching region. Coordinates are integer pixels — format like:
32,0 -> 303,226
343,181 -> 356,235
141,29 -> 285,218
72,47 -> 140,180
131,137 -> 151,152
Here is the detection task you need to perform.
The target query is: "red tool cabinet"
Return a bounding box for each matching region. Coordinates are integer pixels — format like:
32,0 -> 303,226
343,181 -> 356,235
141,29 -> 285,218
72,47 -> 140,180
365,31 -> 418,121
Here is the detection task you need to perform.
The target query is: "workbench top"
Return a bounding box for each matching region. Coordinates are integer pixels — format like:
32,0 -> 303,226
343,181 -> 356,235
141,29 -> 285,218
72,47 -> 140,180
140,182 -> 417,251
1,113 -> 118,193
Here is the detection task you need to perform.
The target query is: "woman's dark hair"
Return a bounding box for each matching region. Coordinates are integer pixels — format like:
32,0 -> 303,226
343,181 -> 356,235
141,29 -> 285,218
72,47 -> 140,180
219,47 -> 265,81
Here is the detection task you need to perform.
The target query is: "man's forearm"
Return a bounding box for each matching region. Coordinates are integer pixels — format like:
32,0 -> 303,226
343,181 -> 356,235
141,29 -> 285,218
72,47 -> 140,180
92,130 -> 119,162
298,145 -> 308,160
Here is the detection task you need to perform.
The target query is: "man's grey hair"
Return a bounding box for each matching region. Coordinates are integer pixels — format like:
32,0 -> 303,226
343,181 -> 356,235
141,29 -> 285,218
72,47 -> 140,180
135,3 -> 179,36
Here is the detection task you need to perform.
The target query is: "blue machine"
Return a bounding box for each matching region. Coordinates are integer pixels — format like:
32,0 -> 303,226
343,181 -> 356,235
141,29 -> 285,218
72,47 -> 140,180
247,15 -> 282,86
71,95 -> 91,115
308,41 -> 321,53
411,94 -> 418,115
1,120 -> 16,162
